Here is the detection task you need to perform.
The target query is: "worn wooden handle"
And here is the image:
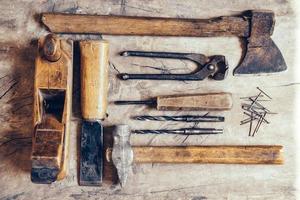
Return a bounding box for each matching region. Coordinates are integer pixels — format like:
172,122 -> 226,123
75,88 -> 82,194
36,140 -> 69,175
133,146 -> 283,164
157,93 -> 232,111
80,40 -> 109,120
41,13 -> 249,37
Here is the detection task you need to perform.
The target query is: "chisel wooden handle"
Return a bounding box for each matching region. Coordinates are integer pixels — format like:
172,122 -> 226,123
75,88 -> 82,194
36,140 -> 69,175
157,93 -> 232,111
133,146 -> 283,164
80,40 -> 109,120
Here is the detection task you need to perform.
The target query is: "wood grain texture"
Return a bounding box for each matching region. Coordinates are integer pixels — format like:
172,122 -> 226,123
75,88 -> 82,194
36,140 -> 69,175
41,13 -> 250,37
31,34 -> 73,183
80,40 -> 109,120
157,93 -> 232,111
133,145 -> 283,164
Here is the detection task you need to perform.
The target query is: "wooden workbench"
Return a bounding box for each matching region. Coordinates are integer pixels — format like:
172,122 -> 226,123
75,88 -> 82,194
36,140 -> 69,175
0,0 -> 299,199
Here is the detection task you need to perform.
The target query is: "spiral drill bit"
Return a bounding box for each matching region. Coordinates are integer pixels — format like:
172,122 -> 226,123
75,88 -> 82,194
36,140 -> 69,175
132,128 -> 223,135
132,115 -> 224,122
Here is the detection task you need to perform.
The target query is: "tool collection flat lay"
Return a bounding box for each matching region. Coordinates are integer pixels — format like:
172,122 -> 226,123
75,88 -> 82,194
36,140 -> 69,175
31,10 -> 285,186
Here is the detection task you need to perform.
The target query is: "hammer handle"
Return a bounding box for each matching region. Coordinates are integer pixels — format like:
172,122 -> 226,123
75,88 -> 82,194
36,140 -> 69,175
42,13 -> 249,37
133,146 -> 283,164
80,40 -> 109,120
157,93 -> 232,111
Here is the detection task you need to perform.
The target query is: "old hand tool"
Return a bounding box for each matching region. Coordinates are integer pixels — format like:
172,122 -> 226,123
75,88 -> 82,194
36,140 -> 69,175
115,93 -> 232,111
118,51 -> 228,81
79,40 -> 109,186
41,10 -> 287,75
31,34 -> 73,183
133,115 -> 224,122
132,128 -> 223,135
106,125 -> 283,187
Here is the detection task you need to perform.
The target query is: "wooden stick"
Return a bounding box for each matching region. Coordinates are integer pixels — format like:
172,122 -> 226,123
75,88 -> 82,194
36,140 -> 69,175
133,145 -> 283,164
41,13 -> 250,37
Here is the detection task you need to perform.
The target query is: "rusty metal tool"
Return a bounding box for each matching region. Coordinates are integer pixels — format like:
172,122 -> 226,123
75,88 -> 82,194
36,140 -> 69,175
132,128 -> 223,135
79,40 -> 109,186
41,10 -> 287,75
118,51 -> 228,81
31,34 -> 73,184
106,125 -> 283,187
114,93 -> 232,111
133,115 -> 224,122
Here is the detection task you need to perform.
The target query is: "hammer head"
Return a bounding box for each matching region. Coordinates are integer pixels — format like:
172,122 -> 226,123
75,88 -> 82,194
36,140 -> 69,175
234,10 -> 287,75
111,125 -> 133,187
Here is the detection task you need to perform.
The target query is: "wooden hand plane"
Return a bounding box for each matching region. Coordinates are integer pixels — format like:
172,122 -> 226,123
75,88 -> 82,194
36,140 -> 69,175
31,34 -> 73,184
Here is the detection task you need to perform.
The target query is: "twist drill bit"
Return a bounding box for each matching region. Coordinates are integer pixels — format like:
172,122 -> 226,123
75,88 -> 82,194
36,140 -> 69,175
132,128 -> 223,135
132,115 -> 224,122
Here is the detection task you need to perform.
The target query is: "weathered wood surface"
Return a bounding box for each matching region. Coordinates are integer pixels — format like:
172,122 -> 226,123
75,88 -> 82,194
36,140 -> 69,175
0,0 -> 299,199
41,13 -> 250,37
132,145 -> 283,164
157,93 -> 232,111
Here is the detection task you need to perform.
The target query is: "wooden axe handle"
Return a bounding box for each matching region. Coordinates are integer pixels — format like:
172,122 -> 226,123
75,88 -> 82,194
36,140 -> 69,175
133,146 -> 283,164
41,13 -> 250,37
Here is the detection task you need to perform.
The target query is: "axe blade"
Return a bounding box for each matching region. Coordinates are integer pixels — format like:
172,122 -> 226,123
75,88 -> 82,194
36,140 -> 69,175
234,10 -> 287,75
234,38 -> 287,75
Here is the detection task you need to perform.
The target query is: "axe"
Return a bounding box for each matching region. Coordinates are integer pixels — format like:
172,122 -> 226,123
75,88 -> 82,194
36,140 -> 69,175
41,10 -> 287,75
106,125 -> 283,187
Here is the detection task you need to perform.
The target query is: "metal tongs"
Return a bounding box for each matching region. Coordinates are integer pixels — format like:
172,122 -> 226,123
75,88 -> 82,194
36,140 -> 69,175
118,51 -> 228,81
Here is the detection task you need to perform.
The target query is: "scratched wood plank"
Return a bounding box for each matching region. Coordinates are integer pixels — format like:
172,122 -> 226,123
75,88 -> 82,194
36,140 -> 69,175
0,0 -> 299,199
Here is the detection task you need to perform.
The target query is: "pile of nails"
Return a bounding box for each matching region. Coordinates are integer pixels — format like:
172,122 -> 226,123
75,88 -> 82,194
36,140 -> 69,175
240,87 -> 276,137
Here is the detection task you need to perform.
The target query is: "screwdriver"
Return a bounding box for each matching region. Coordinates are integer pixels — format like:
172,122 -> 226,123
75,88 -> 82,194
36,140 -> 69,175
115,93 -> 232,111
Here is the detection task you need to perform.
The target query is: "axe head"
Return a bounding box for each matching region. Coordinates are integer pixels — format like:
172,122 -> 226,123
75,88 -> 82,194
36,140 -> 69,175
234,10 -> 287,75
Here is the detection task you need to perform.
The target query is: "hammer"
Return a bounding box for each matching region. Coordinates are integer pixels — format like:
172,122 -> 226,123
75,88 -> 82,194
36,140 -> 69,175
41,10 -> 287,75
106,125 -> 283,187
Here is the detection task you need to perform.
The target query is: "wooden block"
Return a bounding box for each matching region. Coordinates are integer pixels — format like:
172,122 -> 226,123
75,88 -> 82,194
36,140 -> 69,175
31,34 -> 73,184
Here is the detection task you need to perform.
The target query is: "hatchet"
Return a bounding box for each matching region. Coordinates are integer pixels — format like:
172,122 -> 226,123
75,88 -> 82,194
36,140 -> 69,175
41,10 -> 287,75
106,125 -> 283,187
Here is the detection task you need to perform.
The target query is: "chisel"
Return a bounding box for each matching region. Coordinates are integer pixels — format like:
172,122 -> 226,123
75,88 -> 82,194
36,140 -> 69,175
79,40 -> 109,186
115,93 -> 232,111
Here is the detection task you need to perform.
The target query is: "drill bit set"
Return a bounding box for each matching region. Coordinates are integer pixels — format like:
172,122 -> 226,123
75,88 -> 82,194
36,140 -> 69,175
30,9 -> 286,187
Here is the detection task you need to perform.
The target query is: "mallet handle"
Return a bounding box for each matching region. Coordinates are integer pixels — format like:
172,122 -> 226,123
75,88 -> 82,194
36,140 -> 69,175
42,13 -> 250,37
133,146 -> 283,164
